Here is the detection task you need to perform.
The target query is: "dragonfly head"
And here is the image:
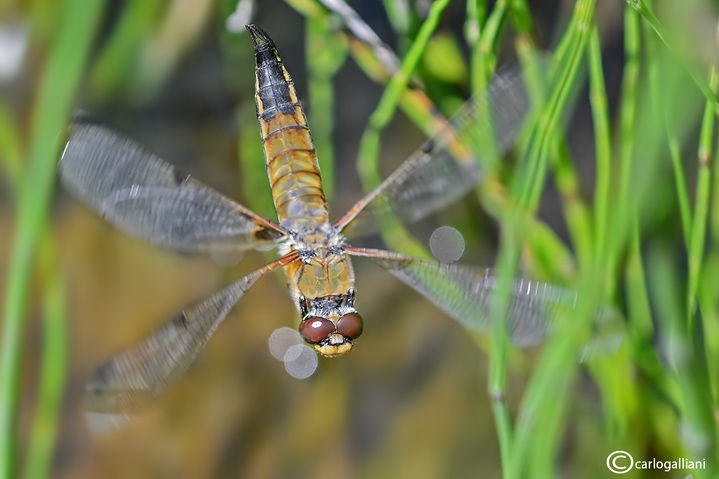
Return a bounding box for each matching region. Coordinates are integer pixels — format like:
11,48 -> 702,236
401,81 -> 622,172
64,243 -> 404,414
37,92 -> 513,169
298,292 -> 363,357
299,313 -> 363,357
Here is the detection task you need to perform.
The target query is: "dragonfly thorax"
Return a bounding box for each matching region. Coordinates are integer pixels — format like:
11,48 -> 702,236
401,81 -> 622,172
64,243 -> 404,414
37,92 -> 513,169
283,221 -> 343,249
278,223 -> 360,357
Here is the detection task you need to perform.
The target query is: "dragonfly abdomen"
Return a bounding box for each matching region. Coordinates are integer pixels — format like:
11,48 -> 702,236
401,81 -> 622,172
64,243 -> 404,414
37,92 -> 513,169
248,25 -> 328,232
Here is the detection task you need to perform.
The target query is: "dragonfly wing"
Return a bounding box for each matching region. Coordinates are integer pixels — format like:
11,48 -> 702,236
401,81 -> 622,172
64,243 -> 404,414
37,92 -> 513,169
85,252 -> 299,414
346,247 -> 577,347
61,120 -> 286,252
336,65 -> 530,236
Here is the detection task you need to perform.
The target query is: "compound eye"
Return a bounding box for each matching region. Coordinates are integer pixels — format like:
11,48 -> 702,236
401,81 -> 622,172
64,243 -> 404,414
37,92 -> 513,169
336,313 -> 363,339
299,317 -> 335,344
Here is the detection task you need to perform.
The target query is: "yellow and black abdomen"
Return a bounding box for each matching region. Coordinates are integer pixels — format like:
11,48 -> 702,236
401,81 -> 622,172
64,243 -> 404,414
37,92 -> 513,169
247,25 -> 328,232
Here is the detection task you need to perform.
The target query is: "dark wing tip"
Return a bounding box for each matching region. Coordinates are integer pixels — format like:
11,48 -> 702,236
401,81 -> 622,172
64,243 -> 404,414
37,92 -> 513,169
245,24 -> 274,51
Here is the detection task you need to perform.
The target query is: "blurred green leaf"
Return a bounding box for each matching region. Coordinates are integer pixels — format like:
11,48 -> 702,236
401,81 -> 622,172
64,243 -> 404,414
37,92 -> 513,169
422,33 -> 468,85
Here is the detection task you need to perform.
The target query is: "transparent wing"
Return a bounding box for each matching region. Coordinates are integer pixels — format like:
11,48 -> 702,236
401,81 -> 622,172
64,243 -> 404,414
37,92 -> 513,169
335,65 -> 530,236
61,120 -> 287,252
85,252 -> 299,414
346,247 -> 576,346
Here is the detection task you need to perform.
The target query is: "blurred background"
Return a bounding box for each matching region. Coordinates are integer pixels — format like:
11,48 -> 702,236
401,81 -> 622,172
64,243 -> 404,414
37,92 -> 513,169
1,0 -> 719,478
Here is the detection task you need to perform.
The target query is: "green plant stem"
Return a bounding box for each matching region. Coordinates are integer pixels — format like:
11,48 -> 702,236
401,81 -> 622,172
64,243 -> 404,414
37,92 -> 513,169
706,26 -> 719,398
588,26 -> 611,268
687,65 -> 717,324
508,0 -> 534,38
23,236 -> 66,479
601,6 -> 640,296
703,136 -> 719,398
471,0 -> 508,93
507,1 -> 598,477
0,84 -> 67,479
464,0 -> 487,46
487,221 -> 521,479
515,0 -> 594,214
553,133 -> 593,271
474,5 -> 518,476
0,0 -> 102,477
648,4 -> 690,249
667,129 -> 692,246
306,16 -> 347,202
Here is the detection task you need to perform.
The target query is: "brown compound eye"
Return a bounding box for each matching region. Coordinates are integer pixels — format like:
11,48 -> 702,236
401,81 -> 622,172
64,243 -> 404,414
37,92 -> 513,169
299,317 -> 335,344
336,313 -> 363,339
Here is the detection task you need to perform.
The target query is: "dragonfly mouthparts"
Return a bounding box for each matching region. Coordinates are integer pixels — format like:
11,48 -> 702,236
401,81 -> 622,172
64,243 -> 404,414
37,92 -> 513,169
314,334 -> 354,358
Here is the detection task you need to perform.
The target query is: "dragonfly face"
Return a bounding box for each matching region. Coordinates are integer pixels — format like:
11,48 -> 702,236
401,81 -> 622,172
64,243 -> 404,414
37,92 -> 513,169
297,290 -> 363,357
60,24 -> 586,413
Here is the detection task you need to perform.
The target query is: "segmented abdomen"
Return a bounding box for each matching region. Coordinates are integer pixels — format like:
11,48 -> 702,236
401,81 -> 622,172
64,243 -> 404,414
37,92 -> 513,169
249,26 -> 328,232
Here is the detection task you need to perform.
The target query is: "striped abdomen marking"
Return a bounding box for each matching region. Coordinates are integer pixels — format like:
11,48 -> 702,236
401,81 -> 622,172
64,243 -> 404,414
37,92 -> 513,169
247,25 -> 328,232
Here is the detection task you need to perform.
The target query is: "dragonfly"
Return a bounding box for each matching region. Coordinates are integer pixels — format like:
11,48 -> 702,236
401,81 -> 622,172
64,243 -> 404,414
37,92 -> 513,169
61,25 -> 578,413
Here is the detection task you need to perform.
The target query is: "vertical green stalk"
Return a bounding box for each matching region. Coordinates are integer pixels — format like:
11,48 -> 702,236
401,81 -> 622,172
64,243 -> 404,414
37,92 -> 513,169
509,305 -> 584,479
706,25 -> 719,395
507,1 -> 598,477
636,4 -> 718,469
519,29 -> 594,272
508,0 -> 534,39
0,88 -> 67,479
0,0 -> 103,477
586,22 -> 643,451
625,225 -> 666,391
601,6 -> 639,295
306,15 -> 348,202
466,1 -> 506,188
515,0 -> 594,214
619,227 -> 653,434
23,238 -> 66,479
617,8 -> 640,207
464,0 -> 487,46
645,8 -> 691,248
469,29 -> 546,474
487,222 -> 520,479
552,135 -> 593,271
587,26 -> 611,267
678,54 -> 719,473
687,65 -> 717,323
712,58 -> 719,249
666,124 -> 692,246
703,148 -> 719,399
470,0 -> 507,94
